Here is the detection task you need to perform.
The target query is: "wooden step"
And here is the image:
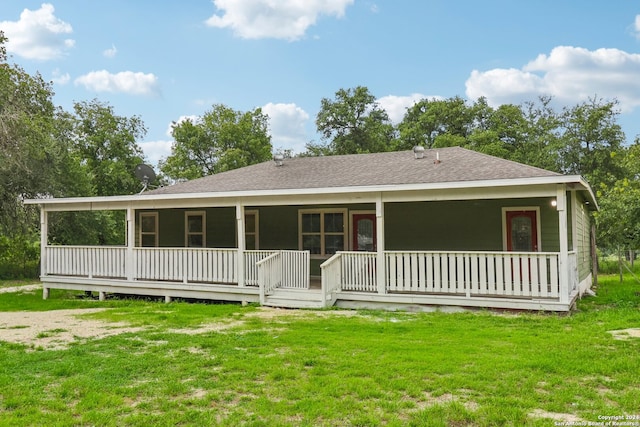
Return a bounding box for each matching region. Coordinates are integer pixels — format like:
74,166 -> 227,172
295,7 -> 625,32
263,288 -> 330,309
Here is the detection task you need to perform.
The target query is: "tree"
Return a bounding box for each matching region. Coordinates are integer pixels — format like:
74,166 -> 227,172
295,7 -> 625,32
0,31 -> 59,235
398,96 -> 476,149
312,86 -> 395,155
558,97 -> 626,189
68,99 -> 148,196
160,104 -> 272,180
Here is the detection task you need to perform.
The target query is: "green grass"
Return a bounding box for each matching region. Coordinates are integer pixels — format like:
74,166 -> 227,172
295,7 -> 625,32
0,278 -> 639,426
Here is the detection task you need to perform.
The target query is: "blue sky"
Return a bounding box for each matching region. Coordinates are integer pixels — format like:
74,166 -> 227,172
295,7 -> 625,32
2,1 -> 640,167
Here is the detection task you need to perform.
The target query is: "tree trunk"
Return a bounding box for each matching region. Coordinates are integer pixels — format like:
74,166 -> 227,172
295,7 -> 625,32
618,247 -> 623,283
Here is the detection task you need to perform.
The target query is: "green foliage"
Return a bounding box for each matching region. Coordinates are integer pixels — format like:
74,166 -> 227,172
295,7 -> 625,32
313,86 -> 396,155
558,97 -> 626,189
67,99 -> 148,196
595,178 -> 640,251
0,234 -> 39,279
160,104 -> 272,180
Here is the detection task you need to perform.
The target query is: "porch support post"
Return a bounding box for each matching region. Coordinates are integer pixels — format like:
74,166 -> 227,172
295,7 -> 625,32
40,207 -> 49,300
376,194 -> 386,294
570,191 -> 578,252
126,205 -> 135,281
557,185 -> 569,305
236,202 -> 245,287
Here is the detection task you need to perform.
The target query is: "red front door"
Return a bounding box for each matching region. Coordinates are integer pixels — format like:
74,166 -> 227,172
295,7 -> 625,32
352,214 -> 376,251
506,210 -> 538,252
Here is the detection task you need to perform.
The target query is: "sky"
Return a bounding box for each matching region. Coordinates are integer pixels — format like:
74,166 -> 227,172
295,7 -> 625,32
2,1 -> 640,168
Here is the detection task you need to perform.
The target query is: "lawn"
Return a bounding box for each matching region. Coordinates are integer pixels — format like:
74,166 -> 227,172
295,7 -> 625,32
0,276 -> 639,426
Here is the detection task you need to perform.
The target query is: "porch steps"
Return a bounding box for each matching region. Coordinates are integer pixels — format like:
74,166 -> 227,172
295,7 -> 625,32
263,288 -> 328,309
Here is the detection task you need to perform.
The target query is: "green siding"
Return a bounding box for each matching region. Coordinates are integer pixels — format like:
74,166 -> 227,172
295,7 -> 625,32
385,198 -> 559,252
574,194 -> 593,281
136,208 -> 236,248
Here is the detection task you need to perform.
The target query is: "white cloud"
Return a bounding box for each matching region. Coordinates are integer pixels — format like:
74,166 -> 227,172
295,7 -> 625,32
139,140 -> 173,167
465,46 -> 640,112
0,3 -> 74,60
74,70 -> 160,96
262,102 -> 310,153
377,93 -> 439,124
205,0 -> 354,40
103,44 -> 117,58
50,68 -> 70,85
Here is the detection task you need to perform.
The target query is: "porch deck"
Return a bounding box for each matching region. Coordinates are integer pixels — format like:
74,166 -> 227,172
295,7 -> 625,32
40,246 -> 581,311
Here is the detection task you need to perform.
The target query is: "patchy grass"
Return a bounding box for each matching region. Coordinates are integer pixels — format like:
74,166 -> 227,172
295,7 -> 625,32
0,278 -> 639,426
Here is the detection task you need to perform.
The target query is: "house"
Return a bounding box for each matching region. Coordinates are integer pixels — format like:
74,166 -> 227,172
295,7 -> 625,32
25,146 -> 598,311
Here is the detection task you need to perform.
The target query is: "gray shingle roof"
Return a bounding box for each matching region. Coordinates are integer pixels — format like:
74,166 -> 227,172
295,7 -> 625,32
147,147 -> 561,195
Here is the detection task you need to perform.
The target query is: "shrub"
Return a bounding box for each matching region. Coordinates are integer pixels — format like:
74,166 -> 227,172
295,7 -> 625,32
0,234 -> 40,279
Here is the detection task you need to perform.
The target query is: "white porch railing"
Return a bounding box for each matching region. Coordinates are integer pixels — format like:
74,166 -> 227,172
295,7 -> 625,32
256,250 -> 311,304
244,250 -> 278,286
257,252 -> 282,305
320,253 -> 346,304
339,251 -> 378,292
323,250 -> 564,299
386,251 -> 561,298
134,248 -> 238,283
45,246 -> 127,279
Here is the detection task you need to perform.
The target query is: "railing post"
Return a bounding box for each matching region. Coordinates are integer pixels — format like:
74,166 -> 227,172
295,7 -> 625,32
126,206 -> 135,281
557,185 -> 570,304
376,194 -> 386,294
236,202 -> 245,287
40,207 -> 49,299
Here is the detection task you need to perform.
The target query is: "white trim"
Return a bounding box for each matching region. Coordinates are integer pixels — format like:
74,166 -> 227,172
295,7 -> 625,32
185,210 -> 206,247
24,175 -> 597,210
298,208 -> 348,258
501,207 -> 542,252
349,210 -> 375,251
139,212 -> 159,247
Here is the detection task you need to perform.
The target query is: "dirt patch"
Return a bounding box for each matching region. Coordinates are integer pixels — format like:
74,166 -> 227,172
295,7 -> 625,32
528,409 -> 583,423
0,308 -> 143,351
0,284 -> 41,294
608,328 -> 640,340
0,289 -> 361,350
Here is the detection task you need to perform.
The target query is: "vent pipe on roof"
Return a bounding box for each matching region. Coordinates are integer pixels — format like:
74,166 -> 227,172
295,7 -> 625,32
434,151 -> 441,164
273,153 -> 284,166
413,145 -> 425,159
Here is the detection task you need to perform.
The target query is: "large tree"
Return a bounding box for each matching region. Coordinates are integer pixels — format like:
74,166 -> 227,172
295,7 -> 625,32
161,104 -> 272,180
558,97 -> 626,190
66,99 -> 148,196
0,32 -> 59,235
398,96 -> 477,149
312,86 -> 395,155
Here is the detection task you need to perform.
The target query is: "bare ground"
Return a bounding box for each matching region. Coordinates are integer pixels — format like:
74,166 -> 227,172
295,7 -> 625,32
0,284 -> 359,350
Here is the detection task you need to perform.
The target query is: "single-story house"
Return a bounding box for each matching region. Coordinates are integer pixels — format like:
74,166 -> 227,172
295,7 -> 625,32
25,146 -> 598,311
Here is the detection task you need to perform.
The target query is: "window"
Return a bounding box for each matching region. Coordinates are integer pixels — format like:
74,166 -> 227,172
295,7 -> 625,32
139,212 -> 158,247
299,209 -> 347,257
185,211 -> 206,247
245,210 -> 259,250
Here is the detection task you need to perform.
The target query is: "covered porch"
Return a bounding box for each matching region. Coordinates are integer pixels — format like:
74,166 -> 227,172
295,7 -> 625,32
39,244 -> 577,311
28,149 -> 597,313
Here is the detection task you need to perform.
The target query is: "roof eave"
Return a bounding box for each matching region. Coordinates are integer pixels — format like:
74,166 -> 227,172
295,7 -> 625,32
24,174 -> 597,209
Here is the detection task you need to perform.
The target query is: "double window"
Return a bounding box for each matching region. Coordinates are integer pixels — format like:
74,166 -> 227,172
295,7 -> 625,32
299,209 -> 346,257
